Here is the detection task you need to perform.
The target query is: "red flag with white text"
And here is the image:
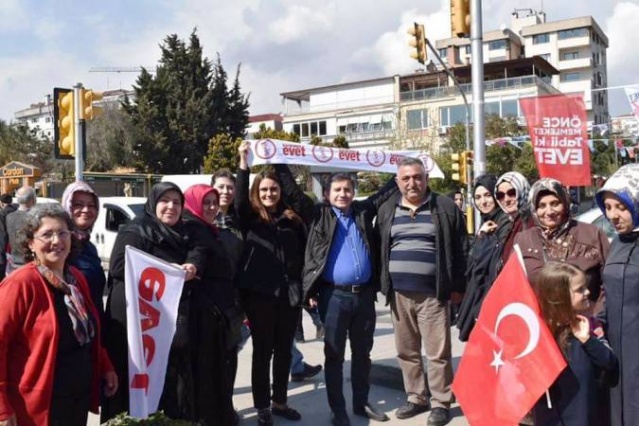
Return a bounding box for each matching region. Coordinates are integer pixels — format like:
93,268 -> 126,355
519,94 -> 591,186
452,253 -> 567,426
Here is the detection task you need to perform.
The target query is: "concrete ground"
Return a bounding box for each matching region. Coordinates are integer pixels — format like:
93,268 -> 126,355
90,302 -> 469,425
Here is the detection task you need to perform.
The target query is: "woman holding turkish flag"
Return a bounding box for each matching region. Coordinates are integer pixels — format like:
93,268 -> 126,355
597,164 -> 639,426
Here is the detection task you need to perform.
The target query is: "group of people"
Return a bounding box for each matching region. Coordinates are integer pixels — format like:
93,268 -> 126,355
0,145 -> 639,426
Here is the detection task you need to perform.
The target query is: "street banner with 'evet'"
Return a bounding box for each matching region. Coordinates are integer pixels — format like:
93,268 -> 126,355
245,138 -> 445,178
519,94 -> 591,186
125,245 -> 185,419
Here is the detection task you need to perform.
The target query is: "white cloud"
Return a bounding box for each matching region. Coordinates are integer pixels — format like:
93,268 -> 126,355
0,0 -> 27,31
0,0 -> 634,122
607,2 -> 639,83
267,3 -> 336,44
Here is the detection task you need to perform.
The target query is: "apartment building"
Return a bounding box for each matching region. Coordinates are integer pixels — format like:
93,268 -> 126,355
280,56 -> 559,152
436,11 -> 609,125
14,89 -> 134,141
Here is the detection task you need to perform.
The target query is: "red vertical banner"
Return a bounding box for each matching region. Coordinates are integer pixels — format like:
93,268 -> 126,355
519,94 -> 591,186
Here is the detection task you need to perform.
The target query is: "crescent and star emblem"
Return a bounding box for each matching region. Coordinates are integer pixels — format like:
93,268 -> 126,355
489,302 -> 540,374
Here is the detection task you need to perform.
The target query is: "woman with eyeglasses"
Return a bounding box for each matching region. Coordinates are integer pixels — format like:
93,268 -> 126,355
457,174 -> 512,341
101,182 -> 206,423
494,171 -> 534,268
514,178 -> 609,310
61,182 -> 106,318
0,204 -> 117,426
596,164 -> 639,426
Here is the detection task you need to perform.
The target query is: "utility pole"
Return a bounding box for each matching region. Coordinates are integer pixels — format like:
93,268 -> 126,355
471,0 -> 486,231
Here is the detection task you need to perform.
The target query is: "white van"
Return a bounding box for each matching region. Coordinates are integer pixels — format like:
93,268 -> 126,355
91,196 -> 146,269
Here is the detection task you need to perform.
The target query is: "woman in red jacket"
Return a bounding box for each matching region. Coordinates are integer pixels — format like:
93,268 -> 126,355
0,204 -> 117,426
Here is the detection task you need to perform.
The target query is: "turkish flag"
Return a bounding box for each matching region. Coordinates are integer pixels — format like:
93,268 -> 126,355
452,253 -> 566,426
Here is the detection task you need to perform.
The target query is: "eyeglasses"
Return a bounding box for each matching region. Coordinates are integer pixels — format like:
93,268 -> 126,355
34,230 -> 72,242
495,188 -> 517,201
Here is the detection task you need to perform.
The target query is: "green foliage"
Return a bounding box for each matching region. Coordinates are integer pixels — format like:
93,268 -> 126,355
203,134 -> 242,173
124,30 -> 249,173
252,124 -> 299,142
447,123 -> 469,152
332,135 -> 349,148
0,120 -> 53,172
103,411 -> 192,425
85,105 -> 136,171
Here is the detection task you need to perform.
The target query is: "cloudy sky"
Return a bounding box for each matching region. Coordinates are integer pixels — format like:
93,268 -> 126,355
1,0 -> 637,122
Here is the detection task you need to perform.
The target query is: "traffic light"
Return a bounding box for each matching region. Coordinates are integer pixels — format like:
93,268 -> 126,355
80,88 -> 104,120
451,152 -> 466,184
407,22 -> 427,64
53,87 -> 75,159
450,0 -> 470,38
462,150 -> 474,184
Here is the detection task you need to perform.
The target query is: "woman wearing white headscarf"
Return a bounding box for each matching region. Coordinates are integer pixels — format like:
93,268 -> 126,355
494,171 -> 533,268
61,182 -> 105,317
597,164 -> 639,426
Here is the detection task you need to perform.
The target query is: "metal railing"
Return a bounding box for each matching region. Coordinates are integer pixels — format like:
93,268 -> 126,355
400,75 -> 560,102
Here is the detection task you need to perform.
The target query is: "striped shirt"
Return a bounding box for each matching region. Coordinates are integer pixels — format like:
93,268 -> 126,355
389,199 -> 437,294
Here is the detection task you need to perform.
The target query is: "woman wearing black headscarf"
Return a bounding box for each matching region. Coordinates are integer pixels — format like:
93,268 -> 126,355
101,182 -> 206,422
456,175 -> 510,341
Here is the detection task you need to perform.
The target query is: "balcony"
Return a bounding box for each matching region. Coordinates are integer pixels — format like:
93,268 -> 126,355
400,75 -> 560,102
299,129 -> 396,145
557,36 -> 590,50
558,57 -> 592,71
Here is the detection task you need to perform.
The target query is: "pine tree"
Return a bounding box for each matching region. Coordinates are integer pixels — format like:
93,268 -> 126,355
124,30 -> 249,174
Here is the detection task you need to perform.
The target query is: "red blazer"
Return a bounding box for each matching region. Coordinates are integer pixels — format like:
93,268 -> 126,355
0,262 -> 114,426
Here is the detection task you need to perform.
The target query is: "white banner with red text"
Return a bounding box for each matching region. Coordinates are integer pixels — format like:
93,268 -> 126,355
519,94 -> 591,186
125,245 -> 186,419
245,138 -> 445,178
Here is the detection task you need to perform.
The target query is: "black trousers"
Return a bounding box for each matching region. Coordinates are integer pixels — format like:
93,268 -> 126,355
318,286 -> 376,414
50,393 -> 91,426
243,294 -> 300,409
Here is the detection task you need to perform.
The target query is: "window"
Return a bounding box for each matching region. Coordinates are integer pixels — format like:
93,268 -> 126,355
561,72 -> 581,82
485,102 -> 500,116
558,28 -> 589,40
539,53 -> 551,62
502,100 -> 518,117
562,51 -> 579,60
292,120 -> 327,137
464,45 -> 471,55
45,117 -> 51,123
407,109 -> 429,130
440,105 -> 467,127
438,48 -> 447,59
533,34 -> 550,44
106,207 -> 130,232
488,40 -> 507,50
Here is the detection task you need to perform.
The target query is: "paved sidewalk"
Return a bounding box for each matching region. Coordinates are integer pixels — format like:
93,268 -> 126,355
90,301 -> 469,425
233,301 -> 468,425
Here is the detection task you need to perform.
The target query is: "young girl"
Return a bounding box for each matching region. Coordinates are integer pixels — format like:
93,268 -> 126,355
533,262 -> 618,426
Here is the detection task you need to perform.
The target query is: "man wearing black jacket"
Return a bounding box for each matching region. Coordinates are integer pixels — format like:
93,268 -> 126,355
276,165 -> 397,426
0,193 -> 16,279
376,157 -> 468,426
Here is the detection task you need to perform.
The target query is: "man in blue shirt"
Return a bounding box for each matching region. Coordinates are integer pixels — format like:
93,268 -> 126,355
277,168 -> 397,426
